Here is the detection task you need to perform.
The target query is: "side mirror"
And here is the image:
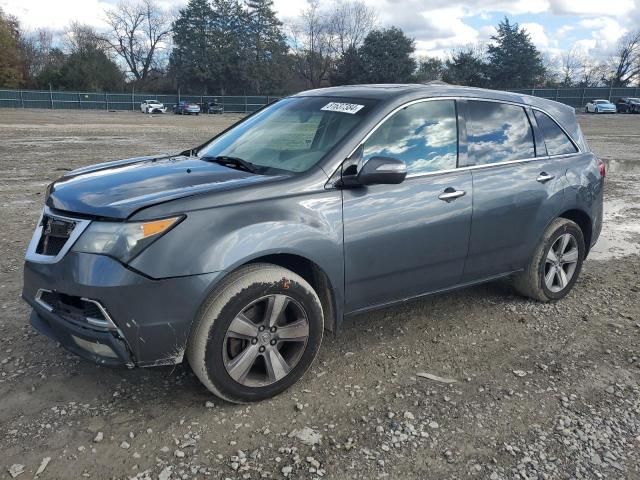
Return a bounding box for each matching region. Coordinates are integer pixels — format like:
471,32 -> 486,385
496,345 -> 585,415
355,156 -> 407,186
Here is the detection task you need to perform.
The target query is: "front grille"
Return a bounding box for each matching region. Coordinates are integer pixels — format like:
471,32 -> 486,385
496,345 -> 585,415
35,215 -> 76,256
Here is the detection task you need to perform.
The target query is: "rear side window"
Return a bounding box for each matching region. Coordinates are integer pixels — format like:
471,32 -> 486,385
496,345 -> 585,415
362,100 -> 458,174
465,101 -> 535,165
533,110 -> 578,156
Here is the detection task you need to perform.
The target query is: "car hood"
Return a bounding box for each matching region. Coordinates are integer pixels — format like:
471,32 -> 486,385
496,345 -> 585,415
46,155 -> 279,219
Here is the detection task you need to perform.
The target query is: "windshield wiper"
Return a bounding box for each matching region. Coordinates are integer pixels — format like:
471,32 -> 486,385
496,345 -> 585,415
201,155 -> 260,174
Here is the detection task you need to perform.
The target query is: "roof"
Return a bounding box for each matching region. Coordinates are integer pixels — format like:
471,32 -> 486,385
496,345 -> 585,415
293,83 -> 569,111
293,83 -> 586,151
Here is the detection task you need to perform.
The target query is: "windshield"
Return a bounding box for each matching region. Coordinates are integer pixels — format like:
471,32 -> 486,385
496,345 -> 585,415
198,96 -> 378,173
594,100 -> 609,104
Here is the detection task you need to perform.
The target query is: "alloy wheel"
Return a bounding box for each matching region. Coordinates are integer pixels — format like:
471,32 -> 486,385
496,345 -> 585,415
544,233 -> 579,293
223,294 -> 310,387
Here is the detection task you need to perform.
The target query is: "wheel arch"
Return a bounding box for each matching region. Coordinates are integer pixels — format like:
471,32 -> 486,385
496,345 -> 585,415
246,253 -> 338,333
558,208 -> 593,255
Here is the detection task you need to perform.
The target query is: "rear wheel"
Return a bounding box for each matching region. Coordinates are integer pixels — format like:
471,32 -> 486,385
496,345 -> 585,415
512,218 -> 585,302
187,264 -> 324,403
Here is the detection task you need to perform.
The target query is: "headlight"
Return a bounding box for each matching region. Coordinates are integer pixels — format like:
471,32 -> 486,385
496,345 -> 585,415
72,216 -> 183,263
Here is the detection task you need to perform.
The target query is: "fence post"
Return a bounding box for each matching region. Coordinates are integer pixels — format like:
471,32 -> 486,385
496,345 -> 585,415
78,92 -> 82,109
132,87 -> 135,111
608,84 -> 612,102
580,88 -> 585,108
20,90 -> 24,108
178,88 -> 181,102
244,95 -> 248,113
555,88 -> 559,101
49,84 -> 54,109
105,92 -> 109,111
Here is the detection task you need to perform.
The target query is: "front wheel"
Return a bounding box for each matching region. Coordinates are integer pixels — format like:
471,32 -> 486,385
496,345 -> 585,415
512,218 -> 585,302
187,264 -> 324,403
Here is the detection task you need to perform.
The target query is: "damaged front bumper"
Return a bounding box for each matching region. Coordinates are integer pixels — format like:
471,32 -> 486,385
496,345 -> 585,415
23,250 -> 221,368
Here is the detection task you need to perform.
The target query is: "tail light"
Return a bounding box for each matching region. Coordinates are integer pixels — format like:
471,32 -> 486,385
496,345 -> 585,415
597,158 -> 606,178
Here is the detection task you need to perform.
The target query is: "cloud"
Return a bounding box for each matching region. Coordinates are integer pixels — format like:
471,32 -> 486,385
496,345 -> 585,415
521,22 -> 550,48
548,0 -> 635,16
0,0 -> 114,30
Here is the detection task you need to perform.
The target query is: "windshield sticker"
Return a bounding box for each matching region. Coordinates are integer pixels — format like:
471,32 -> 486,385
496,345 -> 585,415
321,102 -> 365,114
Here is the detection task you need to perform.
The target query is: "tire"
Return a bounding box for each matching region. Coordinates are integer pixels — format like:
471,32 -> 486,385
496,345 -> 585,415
512,218 -> 585,302
187,263 -> 324,403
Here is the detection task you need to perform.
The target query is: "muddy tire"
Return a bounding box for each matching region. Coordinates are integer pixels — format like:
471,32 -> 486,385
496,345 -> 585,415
187,263 -> 323,403
512,218 -> 585,302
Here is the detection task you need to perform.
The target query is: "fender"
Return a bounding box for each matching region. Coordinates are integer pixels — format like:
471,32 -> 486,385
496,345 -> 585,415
129,189 -> 345,317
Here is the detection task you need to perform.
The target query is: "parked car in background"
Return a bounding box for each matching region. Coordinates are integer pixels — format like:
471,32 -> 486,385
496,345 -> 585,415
615,97 -> 640,113
140,100 -> 166,114
23,84 -> 604,403
173,101 -> 201,115
206,100 -> 224,114
584,99 -> 616,113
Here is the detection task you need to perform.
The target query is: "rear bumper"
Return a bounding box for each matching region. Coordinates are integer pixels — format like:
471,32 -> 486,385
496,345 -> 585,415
23,251 -> 221,367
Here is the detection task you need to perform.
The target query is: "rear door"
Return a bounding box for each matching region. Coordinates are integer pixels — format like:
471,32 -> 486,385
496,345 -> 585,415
342,99 -> 473,312
460,100 -> 566,281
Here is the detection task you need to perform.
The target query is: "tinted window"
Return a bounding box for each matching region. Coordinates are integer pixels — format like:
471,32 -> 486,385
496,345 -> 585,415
466,101 -> 535,165
362,100 -> 457,174
533,110 -> 578,156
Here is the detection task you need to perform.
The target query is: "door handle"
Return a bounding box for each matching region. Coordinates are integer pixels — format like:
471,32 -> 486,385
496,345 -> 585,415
438,189 -> 466,202
536,172 -> 555,183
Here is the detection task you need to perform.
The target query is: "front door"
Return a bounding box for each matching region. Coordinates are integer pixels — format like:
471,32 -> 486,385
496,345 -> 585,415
342,99 -> 473,313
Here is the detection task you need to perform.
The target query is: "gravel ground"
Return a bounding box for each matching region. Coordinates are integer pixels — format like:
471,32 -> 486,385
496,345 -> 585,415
0,109 -> 638,480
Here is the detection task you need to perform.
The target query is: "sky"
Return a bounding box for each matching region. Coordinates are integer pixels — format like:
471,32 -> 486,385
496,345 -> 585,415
1,0 -> 639,62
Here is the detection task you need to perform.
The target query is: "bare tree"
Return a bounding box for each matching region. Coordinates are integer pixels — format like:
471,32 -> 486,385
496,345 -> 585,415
289,0 -> 335,88
579,60 -> 610,87
610,30 -> 640,87
559,46 -> 584,87
64,22 -> 106,54
103,0 -> 172,81
328,0 -> 376,55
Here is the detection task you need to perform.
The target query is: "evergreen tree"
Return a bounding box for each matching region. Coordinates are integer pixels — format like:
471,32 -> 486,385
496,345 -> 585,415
442,48 -> 488,87
358,27 -> 416,83
170,0 -> 216,93
245,0 -> 289,93
415,57 -> 444,83
331,45 -> 364,85
487,17 -> 546,88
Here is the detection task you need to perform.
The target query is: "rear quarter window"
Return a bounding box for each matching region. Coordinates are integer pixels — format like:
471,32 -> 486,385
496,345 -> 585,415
533,110 -> 578,156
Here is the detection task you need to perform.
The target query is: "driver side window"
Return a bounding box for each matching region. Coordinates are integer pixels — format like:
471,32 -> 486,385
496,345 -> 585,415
362,100 -> 458,174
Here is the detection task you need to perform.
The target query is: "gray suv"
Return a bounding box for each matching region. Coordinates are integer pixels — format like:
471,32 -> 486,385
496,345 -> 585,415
23,84 -> 604,403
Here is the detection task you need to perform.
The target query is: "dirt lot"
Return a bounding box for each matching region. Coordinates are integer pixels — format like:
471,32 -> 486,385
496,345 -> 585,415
0,109 -> 638,480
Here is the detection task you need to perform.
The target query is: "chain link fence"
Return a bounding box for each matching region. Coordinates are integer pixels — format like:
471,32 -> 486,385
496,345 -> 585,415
1,87 -> 640,112
0,89 -> 279,113
508,87 -> 640,108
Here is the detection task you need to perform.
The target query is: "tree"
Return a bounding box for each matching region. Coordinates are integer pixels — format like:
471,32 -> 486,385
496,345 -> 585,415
245,0 -> 290,93
487,17 -> 546,88
559,47 -> 584,87
0,8 -> 23,88
329,0 -> 376,55
290,0 -> 335,88
170,0 -> 216,92
442,46 -> 488,87
610,31 -> 640,87
579,61 -> 610,87
358,27 -> 416,83
41,23 -> 124,91
104,0 -> 172,81
415,56 -> 444,83
331,45 -> 364,85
